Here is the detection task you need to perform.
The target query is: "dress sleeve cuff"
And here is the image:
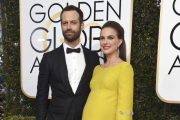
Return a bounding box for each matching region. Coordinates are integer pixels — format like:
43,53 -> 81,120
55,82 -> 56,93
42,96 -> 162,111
115,109 -> 134,115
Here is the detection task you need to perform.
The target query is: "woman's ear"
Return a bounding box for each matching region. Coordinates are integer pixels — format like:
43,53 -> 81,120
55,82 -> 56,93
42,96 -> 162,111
118,39 -> 123,47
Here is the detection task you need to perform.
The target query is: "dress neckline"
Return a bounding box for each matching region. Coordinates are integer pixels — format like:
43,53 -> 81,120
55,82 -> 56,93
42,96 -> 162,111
99,62 -> 125,69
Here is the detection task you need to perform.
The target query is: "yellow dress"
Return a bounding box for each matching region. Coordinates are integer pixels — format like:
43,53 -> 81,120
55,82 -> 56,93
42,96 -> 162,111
82,62 -> 134,120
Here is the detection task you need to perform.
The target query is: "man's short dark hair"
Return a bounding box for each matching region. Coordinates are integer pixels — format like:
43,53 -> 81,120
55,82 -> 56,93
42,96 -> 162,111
60,5 -> 83,24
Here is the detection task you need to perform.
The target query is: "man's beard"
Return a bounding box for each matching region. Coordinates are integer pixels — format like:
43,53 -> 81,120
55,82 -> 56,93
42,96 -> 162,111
63,28 -> 81,42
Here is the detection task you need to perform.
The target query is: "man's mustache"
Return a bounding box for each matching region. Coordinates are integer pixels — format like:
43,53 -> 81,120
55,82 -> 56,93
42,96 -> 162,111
65,30 -> 74,33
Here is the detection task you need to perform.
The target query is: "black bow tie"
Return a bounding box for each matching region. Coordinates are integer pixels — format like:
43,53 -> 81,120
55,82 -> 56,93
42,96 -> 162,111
66,48 -> 81,54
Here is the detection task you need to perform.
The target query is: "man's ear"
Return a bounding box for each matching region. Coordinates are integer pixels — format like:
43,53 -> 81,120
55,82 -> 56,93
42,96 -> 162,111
81,22 -> 84,31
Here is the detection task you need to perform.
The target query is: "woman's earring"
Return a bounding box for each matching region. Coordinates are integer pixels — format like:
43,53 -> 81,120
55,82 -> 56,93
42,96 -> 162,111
101,49 -> 103,58
117,47 -> 120,57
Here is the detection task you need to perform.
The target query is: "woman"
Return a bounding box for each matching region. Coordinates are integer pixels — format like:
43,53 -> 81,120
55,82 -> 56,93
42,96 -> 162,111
82,21 -> 134,120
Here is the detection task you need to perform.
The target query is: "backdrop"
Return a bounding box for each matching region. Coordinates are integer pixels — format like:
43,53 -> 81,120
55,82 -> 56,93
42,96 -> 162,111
20,0 -> 134,98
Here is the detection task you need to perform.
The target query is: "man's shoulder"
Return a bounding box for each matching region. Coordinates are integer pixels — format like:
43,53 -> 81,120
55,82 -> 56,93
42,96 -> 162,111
82,45 -> 98,55
43,45 -> 62,57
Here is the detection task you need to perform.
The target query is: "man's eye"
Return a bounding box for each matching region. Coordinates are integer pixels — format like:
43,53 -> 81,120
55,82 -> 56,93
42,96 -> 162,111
72,22 -> 76,24
63,22 -> 67,25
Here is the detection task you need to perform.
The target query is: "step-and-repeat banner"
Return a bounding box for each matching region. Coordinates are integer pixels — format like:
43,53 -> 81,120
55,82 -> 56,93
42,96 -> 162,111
20,0 -> 133,98
156,0 -> 180,103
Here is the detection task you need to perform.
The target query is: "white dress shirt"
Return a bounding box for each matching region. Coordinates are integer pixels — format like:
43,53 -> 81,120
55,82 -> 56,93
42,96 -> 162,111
63,42 -> 86,93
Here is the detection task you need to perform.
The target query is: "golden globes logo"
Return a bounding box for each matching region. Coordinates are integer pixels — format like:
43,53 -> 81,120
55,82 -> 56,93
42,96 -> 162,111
29,1 -> 122,73
168,0 -> 180,74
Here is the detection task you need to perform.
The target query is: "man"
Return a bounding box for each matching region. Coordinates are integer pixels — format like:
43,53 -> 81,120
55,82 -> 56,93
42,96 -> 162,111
36,5 -> 99,120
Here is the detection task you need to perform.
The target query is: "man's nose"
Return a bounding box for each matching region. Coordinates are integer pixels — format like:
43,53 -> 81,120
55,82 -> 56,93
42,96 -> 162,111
67,23 -> 72,29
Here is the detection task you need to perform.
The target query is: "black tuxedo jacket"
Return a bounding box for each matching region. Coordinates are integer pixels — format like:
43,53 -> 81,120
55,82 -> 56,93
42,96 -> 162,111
36,44 -> 99,120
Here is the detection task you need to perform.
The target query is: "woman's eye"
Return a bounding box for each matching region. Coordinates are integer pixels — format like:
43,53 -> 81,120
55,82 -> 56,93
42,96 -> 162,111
108,37 -> 113,39
100,37 -> 104,40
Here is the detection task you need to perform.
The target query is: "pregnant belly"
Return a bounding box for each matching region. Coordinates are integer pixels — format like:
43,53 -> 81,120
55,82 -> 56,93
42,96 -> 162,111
82,91 -> 117,120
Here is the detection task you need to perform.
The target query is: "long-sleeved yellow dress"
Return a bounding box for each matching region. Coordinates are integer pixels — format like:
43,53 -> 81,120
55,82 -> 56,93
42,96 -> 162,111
82,62 -> 134,120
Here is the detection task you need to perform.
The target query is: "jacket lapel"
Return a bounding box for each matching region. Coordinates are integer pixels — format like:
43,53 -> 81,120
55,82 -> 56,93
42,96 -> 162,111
57,44 -> 74,95
75,45 -> 91,94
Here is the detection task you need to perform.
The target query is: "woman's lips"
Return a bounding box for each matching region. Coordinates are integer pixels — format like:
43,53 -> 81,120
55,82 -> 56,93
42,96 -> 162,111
103,46 -> 110,50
